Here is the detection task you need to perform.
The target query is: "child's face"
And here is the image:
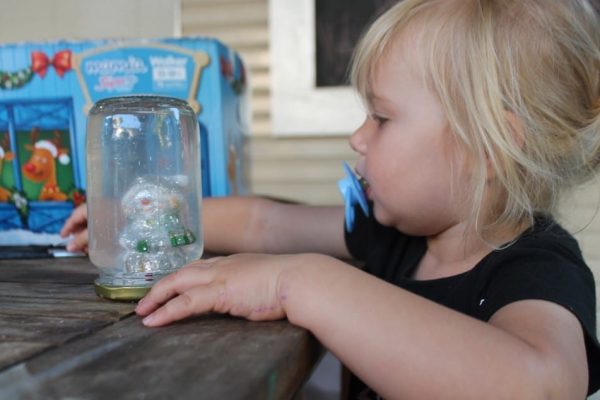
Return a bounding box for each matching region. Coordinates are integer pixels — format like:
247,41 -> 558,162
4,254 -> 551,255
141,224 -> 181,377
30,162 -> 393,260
350,35 -> 471,236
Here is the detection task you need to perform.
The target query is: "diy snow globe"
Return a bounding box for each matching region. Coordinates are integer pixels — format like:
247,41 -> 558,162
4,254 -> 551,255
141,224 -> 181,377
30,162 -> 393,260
86,95 -> 203,300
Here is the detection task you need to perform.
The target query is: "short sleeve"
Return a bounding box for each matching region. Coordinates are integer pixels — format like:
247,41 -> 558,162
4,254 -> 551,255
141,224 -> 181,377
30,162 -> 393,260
477,246 -> 600,395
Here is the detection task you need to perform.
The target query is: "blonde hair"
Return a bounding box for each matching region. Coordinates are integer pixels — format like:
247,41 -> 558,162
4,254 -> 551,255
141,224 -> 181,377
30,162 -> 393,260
351,0 -> 600,242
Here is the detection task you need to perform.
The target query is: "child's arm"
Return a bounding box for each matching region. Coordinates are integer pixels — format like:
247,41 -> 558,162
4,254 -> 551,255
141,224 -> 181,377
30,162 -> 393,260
284,257 -> 588,399
202,196 -> 348,258
136,253 -> 588,399
60,196 -> 349,258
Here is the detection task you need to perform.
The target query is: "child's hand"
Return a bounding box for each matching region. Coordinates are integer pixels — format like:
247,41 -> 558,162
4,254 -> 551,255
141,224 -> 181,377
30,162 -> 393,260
135,253 -> 301,327
60,203 -> 89,253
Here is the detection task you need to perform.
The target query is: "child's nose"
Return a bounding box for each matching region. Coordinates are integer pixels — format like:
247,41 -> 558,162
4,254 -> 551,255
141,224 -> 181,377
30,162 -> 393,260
349,118 -> 370,154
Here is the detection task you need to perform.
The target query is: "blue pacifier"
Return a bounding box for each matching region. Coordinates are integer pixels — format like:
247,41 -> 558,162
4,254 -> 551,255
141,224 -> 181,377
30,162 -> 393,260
338,162 -> 369,231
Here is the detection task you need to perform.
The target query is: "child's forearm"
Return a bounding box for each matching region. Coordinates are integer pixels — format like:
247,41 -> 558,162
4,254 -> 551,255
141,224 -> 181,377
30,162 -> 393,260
281,255 -> 586,399
201,196 -> 265,254
202,197 -> 348,257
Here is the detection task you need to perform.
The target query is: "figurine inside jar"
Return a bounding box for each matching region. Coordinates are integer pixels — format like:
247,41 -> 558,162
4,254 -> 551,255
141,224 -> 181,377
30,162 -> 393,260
120,175 -> 196,276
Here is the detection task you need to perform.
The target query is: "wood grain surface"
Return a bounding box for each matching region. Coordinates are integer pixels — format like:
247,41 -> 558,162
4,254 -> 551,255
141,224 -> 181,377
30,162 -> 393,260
0,257 -> 321,400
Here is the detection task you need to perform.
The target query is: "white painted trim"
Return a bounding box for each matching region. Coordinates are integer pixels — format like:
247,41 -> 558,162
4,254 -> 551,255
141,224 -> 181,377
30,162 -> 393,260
172,0 -> 183,38
269,0 -> 364,136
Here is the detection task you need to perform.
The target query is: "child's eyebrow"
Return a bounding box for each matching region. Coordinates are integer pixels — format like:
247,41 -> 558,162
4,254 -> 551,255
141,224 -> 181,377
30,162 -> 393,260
369,94 -> 395,111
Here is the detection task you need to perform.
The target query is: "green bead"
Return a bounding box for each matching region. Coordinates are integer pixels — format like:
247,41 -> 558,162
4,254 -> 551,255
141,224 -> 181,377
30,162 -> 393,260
136,240 -> 149,252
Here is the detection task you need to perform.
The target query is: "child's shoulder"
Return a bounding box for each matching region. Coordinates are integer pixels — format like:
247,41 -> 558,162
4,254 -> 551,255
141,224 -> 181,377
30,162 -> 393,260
507,215 -> 585,263
477,215 -> 594,329
477,215 -> 592,285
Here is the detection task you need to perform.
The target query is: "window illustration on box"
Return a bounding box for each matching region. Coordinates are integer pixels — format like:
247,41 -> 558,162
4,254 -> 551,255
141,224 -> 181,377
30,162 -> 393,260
0,126 -> 15,202
0,99 -> 84,233
0,105 -> 22,230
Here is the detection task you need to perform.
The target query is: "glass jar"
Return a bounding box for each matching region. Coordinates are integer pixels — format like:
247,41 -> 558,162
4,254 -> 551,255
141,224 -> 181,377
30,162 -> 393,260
86,95 -> 203,300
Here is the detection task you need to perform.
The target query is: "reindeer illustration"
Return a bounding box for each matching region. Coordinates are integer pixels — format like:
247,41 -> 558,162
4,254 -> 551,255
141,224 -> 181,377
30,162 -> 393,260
22,128 -> 70,201
0,134 -> 14,202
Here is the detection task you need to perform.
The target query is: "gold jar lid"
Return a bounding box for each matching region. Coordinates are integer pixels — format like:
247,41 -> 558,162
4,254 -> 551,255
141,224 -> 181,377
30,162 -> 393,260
94,282 -> 151,302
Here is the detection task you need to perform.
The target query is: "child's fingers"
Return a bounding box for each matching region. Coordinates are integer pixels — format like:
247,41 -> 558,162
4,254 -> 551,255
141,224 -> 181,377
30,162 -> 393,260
135,263 -> 217,316
66,230 -> 89,252
136,254 -> 290,326
141,283 -> 224,327
60,204 -> 87,237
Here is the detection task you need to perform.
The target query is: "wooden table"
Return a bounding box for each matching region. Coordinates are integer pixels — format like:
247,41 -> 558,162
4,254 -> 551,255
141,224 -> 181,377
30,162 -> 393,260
0,257 -> 322,399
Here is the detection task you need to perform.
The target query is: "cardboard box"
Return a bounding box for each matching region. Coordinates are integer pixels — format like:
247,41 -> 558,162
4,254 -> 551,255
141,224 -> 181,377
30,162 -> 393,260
0,37 -> 250,245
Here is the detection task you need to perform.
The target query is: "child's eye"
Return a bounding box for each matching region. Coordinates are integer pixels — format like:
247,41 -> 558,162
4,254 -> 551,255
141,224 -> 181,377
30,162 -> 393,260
371,114 -> 389,125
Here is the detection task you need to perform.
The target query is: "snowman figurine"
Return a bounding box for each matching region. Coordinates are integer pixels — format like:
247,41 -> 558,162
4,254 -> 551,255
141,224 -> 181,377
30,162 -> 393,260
119,176 -> 196,275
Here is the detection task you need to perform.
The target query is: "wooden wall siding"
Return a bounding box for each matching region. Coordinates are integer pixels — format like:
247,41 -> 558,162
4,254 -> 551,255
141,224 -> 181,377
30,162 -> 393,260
250,136 -> 356,205
182,0 -> 271,136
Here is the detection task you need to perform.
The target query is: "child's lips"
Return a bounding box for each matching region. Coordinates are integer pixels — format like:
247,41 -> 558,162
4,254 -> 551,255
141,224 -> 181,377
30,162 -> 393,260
358,176 -> 369,191
355,170 -> 370,192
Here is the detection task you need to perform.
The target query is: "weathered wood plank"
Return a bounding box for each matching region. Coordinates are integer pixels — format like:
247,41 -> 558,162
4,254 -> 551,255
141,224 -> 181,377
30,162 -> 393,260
0,313 -> 112,371
0,342 -> 50,373
0,259 -> 322,399
0,257 -> 98,284
0,314 -> 110,343
0,282 -> 97,301
0,296 -> 135,321
0,258 -> 134,372
0,314 -> 322,400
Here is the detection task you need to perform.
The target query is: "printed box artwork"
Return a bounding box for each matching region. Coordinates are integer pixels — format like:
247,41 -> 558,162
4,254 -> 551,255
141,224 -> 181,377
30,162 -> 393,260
0,37 -> 250,245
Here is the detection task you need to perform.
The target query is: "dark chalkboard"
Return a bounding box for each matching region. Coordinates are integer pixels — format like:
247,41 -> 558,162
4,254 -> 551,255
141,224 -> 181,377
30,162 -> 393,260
316,0 -> 399,87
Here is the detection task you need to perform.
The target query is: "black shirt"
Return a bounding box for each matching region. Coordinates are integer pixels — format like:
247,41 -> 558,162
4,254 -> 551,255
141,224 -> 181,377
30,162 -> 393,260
345,206 -> 600,397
